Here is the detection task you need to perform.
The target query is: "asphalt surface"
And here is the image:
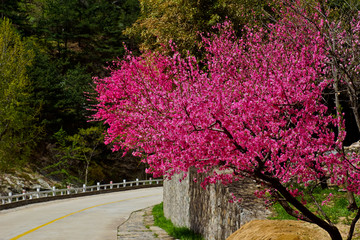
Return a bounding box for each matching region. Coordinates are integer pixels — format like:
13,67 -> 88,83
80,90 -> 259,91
0,187 -> 163,240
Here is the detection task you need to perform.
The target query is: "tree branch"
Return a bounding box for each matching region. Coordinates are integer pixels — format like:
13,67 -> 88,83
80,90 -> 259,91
309,186 -> 333,225
347,207 -> 360,240
274,192 -> 312,223
215,119 -> 247,153
255,171 -> 342,240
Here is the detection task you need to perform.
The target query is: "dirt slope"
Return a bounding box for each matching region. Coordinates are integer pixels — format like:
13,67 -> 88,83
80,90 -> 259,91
227,220 -> 333,240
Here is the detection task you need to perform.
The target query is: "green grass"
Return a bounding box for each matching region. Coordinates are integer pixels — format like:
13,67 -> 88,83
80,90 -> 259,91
152,202 -> 204,240
269,202 -> 298,220
270,185 -> 360,225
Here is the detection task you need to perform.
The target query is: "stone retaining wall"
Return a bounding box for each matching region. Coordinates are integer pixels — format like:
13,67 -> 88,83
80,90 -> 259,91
163,169 -> 270,240
163,172 -> 190,228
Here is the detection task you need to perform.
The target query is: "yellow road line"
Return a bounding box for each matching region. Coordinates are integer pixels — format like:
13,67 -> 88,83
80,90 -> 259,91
10,193 -> 160,240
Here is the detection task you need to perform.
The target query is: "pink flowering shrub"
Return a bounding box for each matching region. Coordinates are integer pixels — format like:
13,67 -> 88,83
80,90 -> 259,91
93,4 -> 360,240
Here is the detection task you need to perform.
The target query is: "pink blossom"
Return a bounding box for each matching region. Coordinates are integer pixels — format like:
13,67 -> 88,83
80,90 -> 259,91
92,3 -> 360,238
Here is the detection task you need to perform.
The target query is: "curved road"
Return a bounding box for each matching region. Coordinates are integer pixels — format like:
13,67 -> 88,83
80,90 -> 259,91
0,187 -> 163,240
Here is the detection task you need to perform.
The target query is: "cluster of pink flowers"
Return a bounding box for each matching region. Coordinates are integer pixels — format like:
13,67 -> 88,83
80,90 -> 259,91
93,5 -> 360,197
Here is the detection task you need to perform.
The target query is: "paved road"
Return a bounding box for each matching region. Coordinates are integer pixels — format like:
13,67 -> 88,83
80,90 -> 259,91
0,187 -> 163,240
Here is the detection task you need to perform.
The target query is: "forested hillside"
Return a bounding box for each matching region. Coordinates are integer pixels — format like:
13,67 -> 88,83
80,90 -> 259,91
1,0 -> 360,189
0,0 -> 143,186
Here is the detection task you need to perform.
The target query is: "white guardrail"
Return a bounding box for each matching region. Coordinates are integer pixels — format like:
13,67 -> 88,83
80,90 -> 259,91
0,178 -> 163,205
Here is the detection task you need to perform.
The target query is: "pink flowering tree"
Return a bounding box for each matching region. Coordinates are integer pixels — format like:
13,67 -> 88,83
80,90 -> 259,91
93,5 -> 360,240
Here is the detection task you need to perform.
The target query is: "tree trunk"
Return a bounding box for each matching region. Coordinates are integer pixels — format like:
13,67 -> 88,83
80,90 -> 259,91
256,172 -> 343,240
347,208 -> 360,240
84,161 -> 89,186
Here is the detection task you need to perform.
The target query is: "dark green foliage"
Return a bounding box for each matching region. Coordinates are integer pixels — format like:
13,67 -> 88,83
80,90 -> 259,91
29,50 -> 92,136
27,0 -> 140,74
0,0 -> 31,35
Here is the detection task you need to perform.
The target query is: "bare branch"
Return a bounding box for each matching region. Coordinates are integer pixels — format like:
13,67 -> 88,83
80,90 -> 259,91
309,185 -> 333,225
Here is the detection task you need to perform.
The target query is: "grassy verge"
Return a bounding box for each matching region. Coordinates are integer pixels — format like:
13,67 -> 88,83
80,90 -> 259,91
152,202 -> 204,240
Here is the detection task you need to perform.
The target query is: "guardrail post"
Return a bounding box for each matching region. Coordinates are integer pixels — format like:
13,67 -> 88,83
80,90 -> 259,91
123,179 -> 126,187
22,190 -> 26,200
67,186 -> 70,195
110,181 -> 113,189
83,184 -> 86,193
136,178 -> 139,186
52,186 -> 56,196
97,182 -> 100,191
8,192 -> 12,203
37,188 -> 40,198
156,179 -> 159,184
